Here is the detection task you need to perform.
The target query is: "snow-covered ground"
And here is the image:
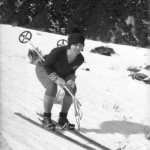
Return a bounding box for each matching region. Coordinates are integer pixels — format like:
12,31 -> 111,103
0,24 -> 150,150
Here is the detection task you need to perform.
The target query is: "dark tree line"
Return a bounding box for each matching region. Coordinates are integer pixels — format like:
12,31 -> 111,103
0,0 -> 149,47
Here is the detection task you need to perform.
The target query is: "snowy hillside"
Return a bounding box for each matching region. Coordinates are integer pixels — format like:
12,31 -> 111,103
0,24 -> 150,150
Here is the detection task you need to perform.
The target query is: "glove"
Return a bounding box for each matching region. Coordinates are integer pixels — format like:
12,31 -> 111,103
55,77 -> 66,88
48,72 -> 66,88
48,72 -> 58,82
66,80 -> 75,91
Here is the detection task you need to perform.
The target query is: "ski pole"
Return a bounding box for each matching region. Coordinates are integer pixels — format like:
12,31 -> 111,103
64,86 -> 83,130
64,86 -> 81,107
19,31 -> 45,62
28,41 -> 45,62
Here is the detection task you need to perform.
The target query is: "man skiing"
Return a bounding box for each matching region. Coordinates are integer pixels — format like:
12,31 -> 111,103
35,31 -> 85,130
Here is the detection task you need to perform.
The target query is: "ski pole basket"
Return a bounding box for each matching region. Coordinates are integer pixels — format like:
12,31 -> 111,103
57,39 -> 68,47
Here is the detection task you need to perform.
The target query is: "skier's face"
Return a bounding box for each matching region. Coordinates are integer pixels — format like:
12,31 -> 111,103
70,43 -> 83,55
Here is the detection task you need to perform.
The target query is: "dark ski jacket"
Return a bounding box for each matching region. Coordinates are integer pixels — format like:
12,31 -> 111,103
44,46 -> 84,79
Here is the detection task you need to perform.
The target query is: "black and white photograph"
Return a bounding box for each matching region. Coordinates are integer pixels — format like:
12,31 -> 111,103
0,0 -> 150,150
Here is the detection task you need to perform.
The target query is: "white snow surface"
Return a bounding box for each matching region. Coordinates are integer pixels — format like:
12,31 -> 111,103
0,24 -> 150,150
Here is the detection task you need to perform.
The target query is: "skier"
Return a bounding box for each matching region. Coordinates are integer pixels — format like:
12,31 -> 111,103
35,31 -> 85,130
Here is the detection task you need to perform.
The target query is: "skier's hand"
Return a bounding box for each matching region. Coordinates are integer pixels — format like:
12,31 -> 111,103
48,72 -> 58,81
49,72 -> 66,88
66,80 -> 75,91
55,77 -> 66,89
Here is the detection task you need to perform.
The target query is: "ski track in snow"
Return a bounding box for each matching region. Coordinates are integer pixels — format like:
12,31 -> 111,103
0,24 -> 150,150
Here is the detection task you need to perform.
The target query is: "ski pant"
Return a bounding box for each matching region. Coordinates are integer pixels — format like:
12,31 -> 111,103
35,64 -> 77,97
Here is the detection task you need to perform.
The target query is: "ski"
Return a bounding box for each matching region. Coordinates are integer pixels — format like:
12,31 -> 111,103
70,130 -> 110,150
37,112 -> 75,130
15,113 -> 96,150
37,112 -> 111,150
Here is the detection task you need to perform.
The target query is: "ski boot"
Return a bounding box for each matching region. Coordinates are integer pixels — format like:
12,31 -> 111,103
40,113 -> 56,130
58,112 -> 75,130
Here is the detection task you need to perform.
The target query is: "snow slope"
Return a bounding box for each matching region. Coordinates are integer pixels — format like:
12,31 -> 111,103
0,24 -> 150,150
